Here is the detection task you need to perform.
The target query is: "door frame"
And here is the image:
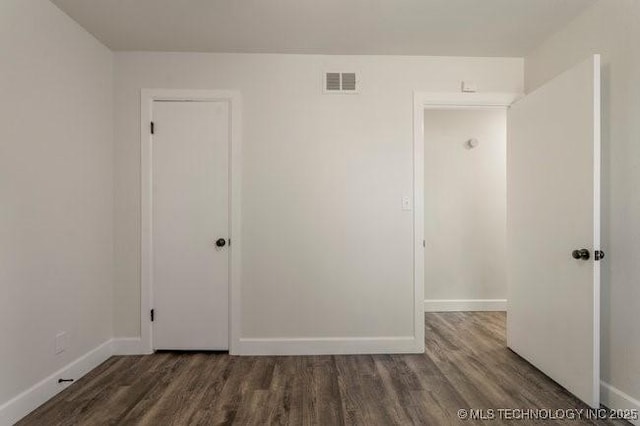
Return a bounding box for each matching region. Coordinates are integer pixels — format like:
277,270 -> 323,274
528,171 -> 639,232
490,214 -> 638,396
412,91 -> 521,324
140,89 -> 242,355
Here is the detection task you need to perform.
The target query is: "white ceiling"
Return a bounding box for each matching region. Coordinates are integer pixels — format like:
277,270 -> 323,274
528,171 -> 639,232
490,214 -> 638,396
50,0 -> 595,56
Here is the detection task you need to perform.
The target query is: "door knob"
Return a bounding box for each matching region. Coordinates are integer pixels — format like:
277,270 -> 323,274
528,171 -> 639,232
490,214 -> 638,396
215,238 -> 227,248
572,249 -> 590,260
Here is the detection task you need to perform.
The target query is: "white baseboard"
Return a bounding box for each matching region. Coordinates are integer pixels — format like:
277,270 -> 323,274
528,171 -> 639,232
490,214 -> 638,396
0,337 -> 155,425
112,338 -> 149,355
0,339 -> 113,426
4,337 -> 636,426
236,336 -> 422,356
601,381 -> 640,425
424,299 -> 507,312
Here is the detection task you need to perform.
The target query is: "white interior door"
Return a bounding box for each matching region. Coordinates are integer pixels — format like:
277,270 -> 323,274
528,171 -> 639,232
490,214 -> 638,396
507,55 -> 601,408
152,100 -> 230,350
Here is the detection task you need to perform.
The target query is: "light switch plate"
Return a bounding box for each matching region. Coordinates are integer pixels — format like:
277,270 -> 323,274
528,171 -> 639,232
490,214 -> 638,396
402,196 -> 412,211
461,81 -> 478,93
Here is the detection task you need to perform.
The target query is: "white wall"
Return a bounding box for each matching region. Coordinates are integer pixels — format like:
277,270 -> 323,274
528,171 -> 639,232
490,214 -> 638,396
0,0 -> 113,408
424,109 -> 507,303
525,0 -> 640,412
114,52 -> 523,342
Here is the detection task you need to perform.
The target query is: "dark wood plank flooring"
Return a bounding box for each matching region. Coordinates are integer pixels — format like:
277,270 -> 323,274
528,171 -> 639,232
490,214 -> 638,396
18,312 -> 628,425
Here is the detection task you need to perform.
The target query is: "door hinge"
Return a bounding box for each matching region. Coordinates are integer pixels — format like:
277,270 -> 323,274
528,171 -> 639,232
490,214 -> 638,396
150,121 -> 155,135
150,309 -> 154,322
423,240 -> 426,247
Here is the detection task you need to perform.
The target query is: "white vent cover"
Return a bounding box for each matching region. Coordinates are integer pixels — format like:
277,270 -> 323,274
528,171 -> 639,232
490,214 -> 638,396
324,72 -> 358,93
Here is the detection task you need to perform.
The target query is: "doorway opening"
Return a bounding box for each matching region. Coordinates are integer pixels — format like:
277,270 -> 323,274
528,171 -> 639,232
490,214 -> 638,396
423,108 -> 507,312
414,54 -> 601,409
140,89 -> 243,355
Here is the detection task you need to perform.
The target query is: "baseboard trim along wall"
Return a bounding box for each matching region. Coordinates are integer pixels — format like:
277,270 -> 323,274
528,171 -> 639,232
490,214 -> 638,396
601,381 -> 640,426
0,340 -> 113,426
0,338 -> 150,425
236,336 -> 422,356
6,337 -> 638,426
424,299 -> 507,312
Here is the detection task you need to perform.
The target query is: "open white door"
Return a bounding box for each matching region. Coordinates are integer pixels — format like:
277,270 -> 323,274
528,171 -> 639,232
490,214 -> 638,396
507,55 -> 601,408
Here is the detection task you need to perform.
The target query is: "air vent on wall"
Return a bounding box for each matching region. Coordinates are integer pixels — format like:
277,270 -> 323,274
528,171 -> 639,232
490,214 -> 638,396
341,73 -> 356,91
325,72 -> 341,91
324,72 -> 358,93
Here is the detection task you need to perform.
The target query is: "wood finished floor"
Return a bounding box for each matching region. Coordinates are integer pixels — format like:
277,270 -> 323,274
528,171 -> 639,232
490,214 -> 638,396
19,312 -> 628,425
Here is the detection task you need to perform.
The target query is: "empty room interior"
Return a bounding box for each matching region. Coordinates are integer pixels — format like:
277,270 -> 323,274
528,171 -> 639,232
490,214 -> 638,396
1,0 -> 639,425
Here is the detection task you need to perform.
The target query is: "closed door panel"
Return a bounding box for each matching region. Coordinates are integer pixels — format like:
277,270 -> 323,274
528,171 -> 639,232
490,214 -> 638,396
152,100 -> 229,350
507,55 -> 600,407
